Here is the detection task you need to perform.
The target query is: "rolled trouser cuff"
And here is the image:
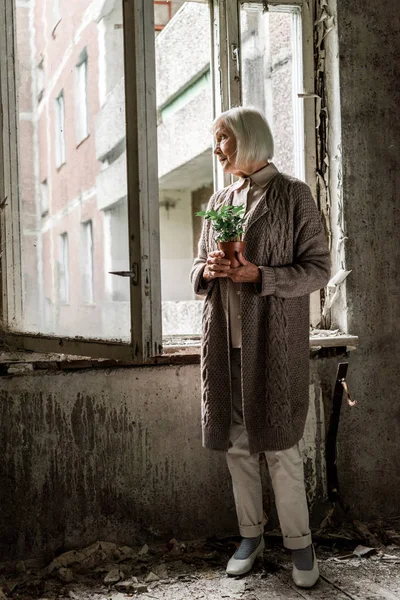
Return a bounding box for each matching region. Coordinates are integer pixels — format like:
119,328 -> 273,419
239,522 -> 265,538
283,532 -> 312,550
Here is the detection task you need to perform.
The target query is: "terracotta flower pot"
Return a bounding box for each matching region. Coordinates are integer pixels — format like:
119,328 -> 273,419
218,241 -> 246,268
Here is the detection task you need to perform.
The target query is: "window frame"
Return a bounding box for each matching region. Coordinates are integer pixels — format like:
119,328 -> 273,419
212,0 -> 316,191
40,179 -> 49,217
58,232 -> 70,305
212,0 -> 321,326
240,0 -> 316,195
0,0 -> 162,362
81,220 -> 94,305
75,48 -> 89,145
0,0 -> 329,363
55,89 -> 66,168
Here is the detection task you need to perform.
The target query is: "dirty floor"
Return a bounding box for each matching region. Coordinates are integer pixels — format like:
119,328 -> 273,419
2,521 -> 400,600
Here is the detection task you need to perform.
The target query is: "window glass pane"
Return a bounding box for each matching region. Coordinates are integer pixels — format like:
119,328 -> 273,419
155,1 -> 213,341
76,51 -> 89,143
16,0 -> 130,340
55,91 -> 66,167
81,220 -> 94,305
59,233 -> 69,305
240,6 -> 304,179
40,180 -> 49,216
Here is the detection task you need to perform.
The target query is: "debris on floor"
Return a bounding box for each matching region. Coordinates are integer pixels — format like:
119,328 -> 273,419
1,518 -> 400,599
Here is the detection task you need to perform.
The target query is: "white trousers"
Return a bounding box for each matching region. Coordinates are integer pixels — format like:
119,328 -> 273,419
226,349 -> 312,551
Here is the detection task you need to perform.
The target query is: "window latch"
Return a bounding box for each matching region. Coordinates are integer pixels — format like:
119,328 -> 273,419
109,263 -> 139,285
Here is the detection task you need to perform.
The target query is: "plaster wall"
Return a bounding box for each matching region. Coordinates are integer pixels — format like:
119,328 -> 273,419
0,355 -> 339,561
159,189 -> 194,302
334,0 -> 400,518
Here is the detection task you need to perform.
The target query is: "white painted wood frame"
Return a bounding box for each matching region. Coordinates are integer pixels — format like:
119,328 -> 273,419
211,0 -> 242,189
234,0 -> 321,326
0,0 -> 162,362
0,0 -> 23,331
212,0 -> 316,194
241,0 -> 316,195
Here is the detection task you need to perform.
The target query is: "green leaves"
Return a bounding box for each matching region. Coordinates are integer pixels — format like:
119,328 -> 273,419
195,203 -> 246,242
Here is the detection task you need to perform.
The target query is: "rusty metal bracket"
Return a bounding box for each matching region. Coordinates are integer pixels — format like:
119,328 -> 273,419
339,377 -> 356,406
325,362 -> 356,509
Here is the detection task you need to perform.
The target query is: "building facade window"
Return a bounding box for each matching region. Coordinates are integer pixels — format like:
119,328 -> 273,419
104,200 -> 129,303
59,232 -> 69,304
82,220 -> 94,304
40,179 -> 49,217
76,49 -> 89,144
37,58 -> 45,102
52,0 -> 61,29
55,90 -> 66,167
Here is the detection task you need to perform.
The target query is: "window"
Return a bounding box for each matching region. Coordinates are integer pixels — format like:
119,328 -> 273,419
81,221 -> 94,305
59,233 -> 69,305
37,58 -> 45,102
104,201 -> 129,304
52,0 -> 61,29
55,91 -> 66,167
156,2 -> 213,339
1,0 -> 327,362
154,1 -> 172,33
240,6 -> 305,179
76,49 -> 89,144
40,180 -> 49,216
155,0 -> 318,339
2,0 -> 161,359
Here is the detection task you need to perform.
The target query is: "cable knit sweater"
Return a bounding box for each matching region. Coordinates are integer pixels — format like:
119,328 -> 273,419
190,173 -> 331,454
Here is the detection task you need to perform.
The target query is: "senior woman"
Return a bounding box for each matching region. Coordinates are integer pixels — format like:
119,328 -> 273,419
190,107 -> 331,588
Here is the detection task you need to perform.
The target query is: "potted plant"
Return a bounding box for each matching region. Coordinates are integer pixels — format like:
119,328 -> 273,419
195,204 -> 246,268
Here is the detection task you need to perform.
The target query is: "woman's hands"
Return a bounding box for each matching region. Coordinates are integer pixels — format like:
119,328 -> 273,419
203,251 -> 261,283
203,251 -> 231,281
228,252 -> 261,283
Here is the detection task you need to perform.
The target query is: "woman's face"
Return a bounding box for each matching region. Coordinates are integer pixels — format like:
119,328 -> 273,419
213,123 -> 241,176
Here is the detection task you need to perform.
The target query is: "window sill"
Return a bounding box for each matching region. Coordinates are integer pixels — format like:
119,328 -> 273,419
0,330 -> 358,374
309,328 -> 359,351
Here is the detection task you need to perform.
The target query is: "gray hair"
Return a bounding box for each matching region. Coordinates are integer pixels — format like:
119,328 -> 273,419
212,107 -> 274,166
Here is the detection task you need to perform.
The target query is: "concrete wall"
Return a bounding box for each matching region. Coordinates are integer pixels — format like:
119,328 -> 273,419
0,354 -> 339,560
334,0 -> 400,519
159,189 -> 194,302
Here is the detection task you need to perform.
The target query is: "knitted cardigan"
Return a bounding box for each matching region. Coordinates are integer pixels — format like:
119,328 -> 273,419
190,173 -> 331,454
